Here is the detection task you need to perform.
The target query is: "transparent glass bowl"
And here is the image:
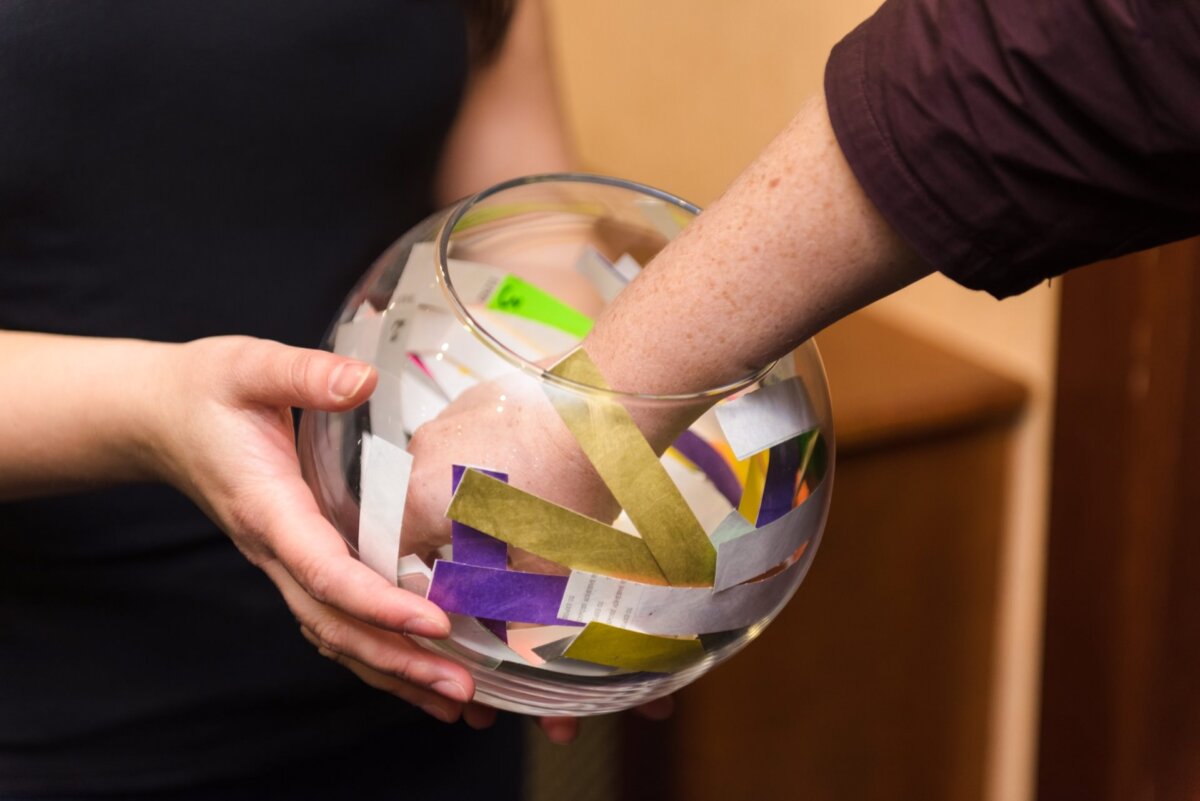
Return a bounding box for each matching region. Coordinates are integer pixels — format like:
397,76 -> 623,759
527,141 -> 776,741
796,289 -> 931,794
298,174 -> 834,716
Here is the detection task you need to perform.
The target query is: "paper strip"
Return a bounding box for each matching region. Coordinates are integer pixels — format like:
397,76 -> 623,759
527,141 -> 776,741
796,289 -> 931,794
440,614 -> 532,668
672,430 -> 743,506
357,433 -> 414,584
557,541 -> 817,636
737,450 -> 768,523
635,198 -> 688,239
561,622 -> 702,673
397,554 -> 432,595
756,436 -> 803,526
451,465 -> 509,641
548,349 -> 716,586
446,470 -> 669,584
662,452 -> 734,536
451,466 -> 509,569
715,377 -> 817,461
427,561 -> 580,627
574,246 -> 627,303
333,315 -> 383,362
368,370 -> 407,447
613,254 -> 642,283
486,274 -> 594,338
714,473 -> 831,591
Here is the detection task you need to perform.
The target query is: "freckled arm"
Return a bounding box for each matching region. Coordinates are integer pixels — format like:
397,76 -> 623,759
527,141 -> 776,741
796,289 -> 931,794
583,94 -> 930,395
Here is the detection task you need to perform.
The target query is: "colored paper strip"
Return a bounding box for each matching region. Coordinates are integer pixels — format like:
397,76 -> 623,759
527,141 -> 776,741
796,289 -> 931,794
561,622 -> 703,673
451,465 -> 509,641
357,433 -> 414,585
756,435 -> 803,526
715,376 -> 817,461
451,465 -> 509,569
714,474 -> 831,591
427,561 -> 579,627
672,429 -> 743,507
547,349 -> 716,586
446,469 -> 669,584
486,274 -> 594,338
737,449 -> 768,524
557,539 -> 819,636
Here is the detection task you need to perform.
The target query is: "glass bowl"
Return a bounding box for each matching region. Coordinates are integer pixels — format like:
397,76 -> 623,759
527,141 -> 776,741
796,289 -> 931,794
298,173 -> 834,716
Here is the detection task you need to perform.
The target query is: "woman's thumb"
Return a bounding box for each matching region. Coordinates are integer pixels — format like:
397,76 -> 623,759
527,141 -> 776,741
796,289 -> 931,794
235,340 -> 377,411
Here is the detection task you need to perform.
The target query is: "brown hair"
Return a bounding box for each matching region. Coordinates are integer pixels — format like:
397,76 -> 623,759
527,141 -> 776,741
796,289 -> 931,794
461,0 -> 516,65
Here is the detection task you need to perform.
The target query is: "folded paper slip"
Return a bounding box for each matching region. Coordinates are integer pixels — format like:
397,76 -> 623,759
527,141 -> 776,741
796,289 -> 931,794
445,469 -> 669,584
548,349 -> 716,586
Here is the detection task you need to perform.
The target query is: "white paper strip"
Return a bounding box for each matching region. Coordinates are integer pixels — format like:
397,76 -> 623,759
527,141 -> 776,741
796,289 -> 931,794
419,354 -> 477,401
473,307 -> 580,362
635,198 -> 686,239
557,545 -> 812,636
368,370 -> 408,447
357,433 -> 414,585
713,475 -> 831,591
663,452 -> 735,536
397,554 -> 432,595
574,246 -> 627,303
389,242 -> 504,312
715,377 -> 817,461
613,253 -> 642,283
333,315 -> 383,362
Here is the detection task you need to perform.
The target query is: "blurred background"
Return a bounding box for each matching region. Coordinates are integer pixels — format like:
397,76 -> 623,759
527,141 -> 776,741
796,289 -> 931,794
515,3 -> 1200,801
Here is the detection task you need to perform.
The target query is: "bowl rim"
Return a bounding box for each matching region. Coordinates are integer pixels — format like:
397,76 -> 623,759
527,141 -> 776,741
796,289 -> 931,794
434,172 -> 780,403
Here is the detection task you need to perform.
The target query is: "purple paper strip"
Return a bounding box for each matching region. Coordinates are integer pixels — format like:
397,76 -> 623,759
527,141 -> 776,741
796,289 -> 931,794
428,561 -> 582,627
672,430 -> 742,506
451,465 -> 510,640
451,465 -> 510,569
756,436 -> 802,526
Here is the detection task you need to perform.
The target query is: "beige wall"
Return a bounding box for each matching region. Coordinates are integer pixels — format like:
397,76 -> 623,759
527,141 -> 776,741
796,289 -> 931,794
544,3 -> 1058,800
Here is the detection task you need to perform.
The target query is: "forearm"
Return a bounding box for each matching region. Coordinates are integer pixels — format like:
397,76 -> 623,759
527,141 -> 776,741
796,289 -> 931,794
585,93 -> 930,395
0,330 -> 170,500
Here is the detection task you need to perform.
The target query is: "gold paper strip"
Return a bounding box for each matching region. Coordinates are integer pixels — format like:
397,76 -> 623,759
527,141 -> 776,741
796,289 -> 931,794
547,349 -> 717,586
445,469 -> 668,585
561,622 -> 703,673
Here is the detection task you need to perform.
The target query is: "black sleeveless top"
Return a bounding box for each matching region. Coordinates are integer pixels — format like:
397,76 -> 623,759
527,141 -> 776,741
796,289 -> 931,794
0,2 -> 518,794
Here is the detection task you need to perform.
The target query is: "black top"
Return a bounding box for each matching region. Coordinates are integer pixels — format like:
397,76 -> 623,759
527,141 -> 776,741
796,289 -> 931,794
826,0 -> 1200,298
0,1 -> 518,795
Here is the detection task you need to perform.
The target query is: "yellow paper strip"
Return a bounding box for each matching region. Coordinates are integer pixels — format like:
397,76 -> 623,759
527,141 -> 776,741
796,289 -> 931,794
547,349 -> 716,586
561,622 -> 703,673
446,469 -> 668,585
737,450 -> 769,523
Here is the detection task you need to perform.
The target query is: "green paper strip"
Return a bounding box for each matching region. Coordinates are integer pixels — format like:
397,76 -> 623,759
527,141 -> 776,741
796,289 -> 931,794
486,275 -> 594,338
561,622 -> 703,673
446,469 -> 668,585
548,349 -> 717,586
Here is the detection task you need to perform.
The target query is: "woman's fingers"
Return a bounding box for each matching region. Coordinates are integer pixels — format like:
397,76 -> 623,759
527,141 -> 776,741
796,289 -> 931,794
537,716 -> 579,745
298,626 -> 465,724
264,559 -> 475,705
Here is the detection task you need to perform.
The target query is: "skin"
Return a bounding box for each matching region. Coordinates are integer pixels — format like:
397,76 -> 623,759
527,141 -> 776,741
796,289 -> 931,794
0,2 -> 930,747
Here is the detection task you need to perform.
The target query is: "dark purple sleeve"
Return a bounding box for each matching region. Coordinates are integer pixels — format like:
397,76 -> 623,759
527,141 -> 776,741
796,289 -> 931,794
824,0 -> 1200,298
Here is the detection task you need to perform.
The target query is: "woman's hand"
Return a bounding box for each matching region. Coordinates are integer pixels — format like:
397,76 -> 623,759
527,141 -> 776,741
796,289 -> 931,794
140,336 -> 479,723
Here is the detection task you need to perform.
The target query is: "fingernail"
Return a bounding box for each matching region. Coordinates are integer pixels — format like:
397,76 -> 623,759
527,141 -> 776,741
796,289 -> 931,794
329,363 -> 371,400
404,616 -> 450,639
432,680 -> 469,702
420,702 -> 456,724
